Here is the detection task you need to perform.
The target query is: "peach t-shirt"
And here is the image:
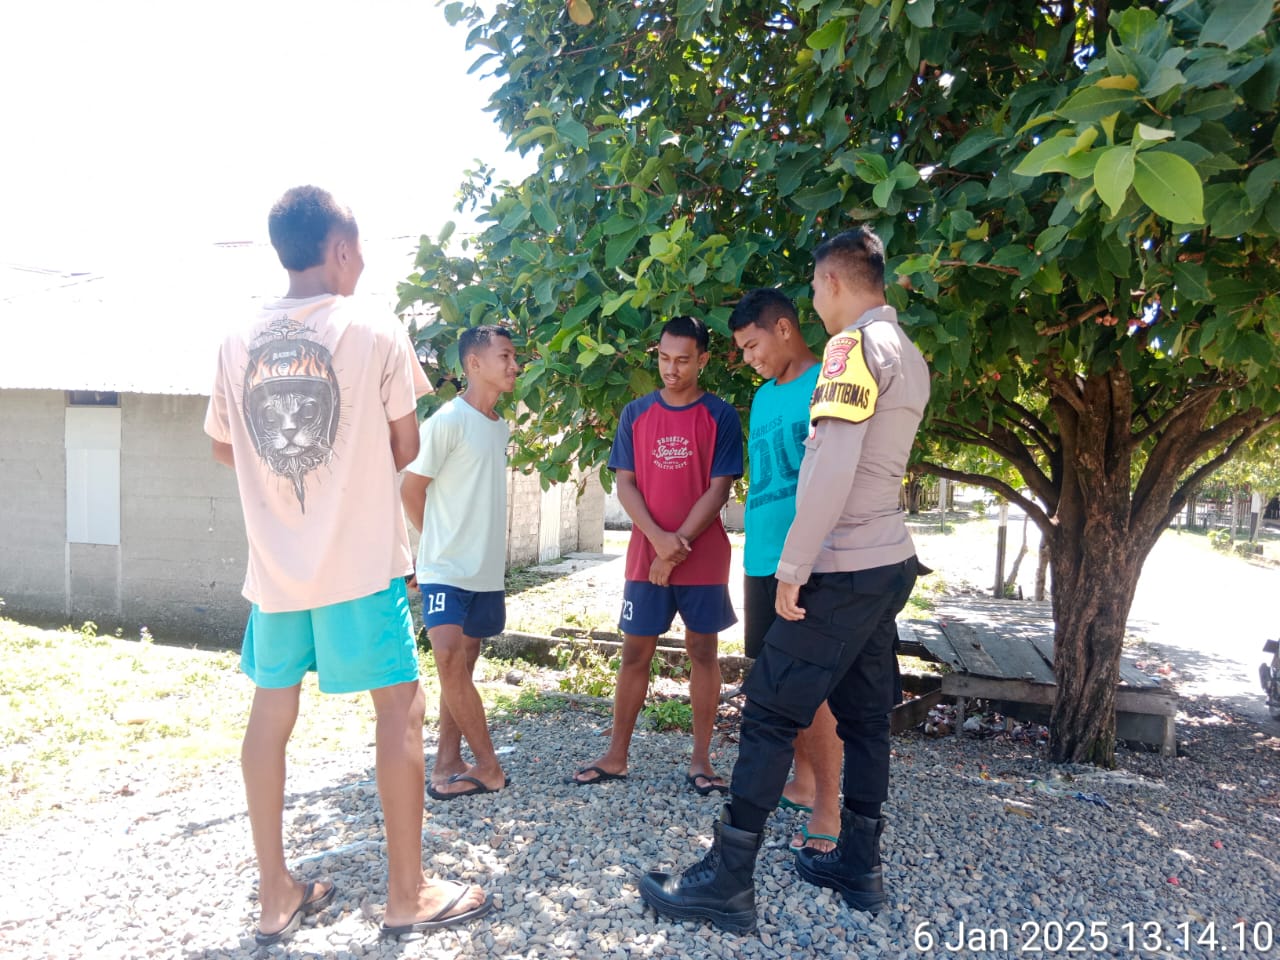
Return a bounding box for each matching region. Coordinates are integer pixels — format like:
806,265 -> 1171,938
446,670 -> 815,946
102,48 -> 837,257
205,294 -> 430,612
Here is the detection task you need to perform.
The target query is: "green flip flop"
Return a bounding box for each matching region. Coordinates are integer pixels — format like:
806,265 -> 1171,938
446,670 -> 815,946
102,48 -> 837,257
788,824 -> 839,852
778,796 -> 813,814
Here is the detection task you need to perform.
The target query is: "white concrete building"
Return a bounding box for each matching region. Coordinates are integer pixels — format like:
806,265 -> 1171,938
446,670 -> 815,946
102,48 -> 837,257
0,247 -> 601,644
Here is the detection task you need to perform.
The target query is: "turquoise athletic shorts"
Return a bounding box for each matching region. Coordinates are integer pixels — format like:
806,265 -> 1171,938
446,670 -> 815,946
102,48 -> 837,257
240,578 -> 419,694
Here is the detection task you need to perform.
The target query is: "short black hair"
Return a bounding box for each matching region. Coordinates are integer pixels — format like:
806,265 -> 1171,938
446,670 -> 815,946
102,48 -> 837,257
458,324 -> 513,370
267,186 -> 359,272
729,288 -> 799,333
813,226 -> 885,291
659,315 -> 709,353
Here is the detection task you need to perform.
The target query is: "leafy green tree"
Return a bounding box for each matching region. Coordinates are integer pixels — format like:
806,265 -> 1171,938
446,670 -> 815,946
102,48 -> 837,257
400,0 -> 1280,764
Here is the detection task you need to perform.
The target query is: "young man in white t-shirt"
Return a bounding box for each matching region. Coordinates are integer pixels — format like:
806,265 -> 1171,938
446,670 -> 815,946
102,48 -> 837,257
206,186 -> 490,944
401,325 -> 518,799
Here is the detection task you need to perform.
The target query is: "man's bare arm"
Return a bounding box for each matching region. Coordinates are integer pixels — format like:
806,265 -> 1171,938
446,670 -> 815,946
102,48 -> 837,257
400,472 -> 432,533
212,440 -> 234,468
616,469 -> 690,563
675,475 -> 735,546
389,412 -> 420,472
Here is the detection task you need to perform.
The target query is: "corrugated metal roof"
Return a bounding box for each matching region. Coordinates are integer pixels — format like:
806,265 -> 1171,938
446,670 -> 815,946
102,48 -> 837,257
0,241 -> 416,396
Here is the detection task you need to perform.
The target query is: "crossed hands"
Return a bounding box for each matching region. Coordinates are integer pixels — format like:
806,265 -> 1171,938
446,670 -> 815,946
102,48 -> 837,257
649,530 -> 692,586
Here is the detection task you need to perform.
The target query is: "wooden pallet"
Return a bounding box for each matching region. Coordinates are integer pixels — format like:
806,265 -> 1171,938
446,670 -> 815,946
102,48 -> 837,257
899,616 -> 1177,756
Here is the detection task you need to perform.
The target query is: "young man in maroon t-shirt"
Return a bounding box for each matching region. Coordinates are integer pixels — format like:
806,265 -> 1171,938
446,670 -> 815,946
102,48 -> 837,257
567,316 -> 743,793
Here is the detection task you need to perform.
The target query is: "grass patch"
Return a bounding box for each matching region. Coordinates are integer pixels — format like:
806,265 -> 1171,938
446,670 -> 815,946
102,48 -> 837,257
0,619 -> 389,827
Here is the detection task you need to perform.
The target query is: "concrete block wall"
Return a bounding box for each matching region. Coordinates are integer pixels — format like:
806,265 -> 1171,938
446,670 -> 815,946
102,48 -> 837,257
562,468 -> 604,554
1,389 -> 608,639
0,390 -> 248,644
506,468 -> 544,567
119,394 -> 248,645
0,390 -> 70,620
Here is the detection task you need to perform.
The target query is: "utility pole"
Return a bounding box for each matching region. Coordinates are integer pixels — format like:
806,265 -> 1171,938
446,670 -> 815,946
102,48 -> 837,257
993,500 -> 1008,598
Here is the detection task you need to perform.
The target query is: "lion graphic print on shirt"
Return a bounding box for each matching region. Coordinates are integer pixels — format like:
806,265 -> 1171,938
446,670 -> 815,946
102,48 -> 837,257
242,315 -> 341,512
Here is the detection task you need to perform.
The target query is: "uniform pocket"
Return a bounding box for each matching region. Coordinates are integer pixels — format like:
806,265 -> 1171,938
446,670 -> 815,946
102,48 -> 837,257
742,620 -> 846,724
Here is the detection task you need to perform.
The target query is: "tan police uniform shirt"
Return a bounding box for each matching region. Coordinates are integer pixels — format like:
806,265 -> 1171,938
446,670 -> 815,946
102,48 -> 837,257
775,304 -> 930,584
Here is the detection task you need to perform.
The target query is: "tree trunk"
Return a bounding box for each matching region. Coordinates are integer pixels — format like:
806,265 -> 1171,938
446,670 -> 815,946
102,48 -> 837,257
1034,541 -> 1050,601
1044,366 -> 1146,767
1185,492 -> 1197,529
1003,512 -> 1030,596
905,476 -> 924,514
1047,531 -> 1140,766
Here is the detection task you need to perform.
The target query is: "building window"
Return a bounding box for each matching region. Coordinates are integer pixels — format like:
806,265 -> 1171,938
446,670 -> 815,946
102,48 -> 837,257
67,390 -> 119,407
65,402 -> 121,545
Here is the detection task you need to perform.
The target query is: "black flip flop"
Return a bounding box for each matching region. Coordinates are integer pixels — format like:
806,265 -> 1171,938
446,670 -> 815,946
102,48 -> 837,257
565,765 -> 628,786
380,885 -> 494,938
254,879 -> 336,946
427,774 -> 510,800
686,773 -> 729,796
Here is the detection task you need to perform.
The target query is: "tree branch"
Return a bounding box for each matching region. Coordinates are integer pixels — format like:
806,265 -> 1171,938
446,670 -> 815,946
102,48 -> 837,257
1132,383 -> 1223,446
938,259 -> 1021,276
1038,303 -> 1108,336
918,460 -> 1053,534
997,403 -> 1055,460
1160,412 -> 1280,532
1041,363 -> 1087,416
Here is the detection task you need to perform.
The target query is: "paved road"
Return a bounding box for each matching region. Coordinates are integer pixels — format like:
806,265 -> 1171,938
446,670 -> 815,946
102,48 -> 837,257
1127,529 -> 1280,731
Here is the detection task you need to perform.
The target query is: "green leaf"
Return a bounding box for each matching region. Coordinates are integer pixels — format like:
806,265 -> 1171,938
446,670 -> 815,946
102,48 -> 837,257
951,130 -> 1001,166
1057,86 -> 1138,122
605,230 -> 641,270
531,201 -> 558,233
557,118 -> 590,151
891,162 -> 921,187
1133,124 -> 1175,146
601,291 -> 632,317
905,0 -> 935,28
603,214 -> 636,236
1200,0 -> 1272,52
1172,262 -> 1211,304
1245,158 -> 1280,209
562,296 -> 601,327
776,156 -> 813,198
873,178 -> 896,208
792,182 -> 845,211
1132,152 -> 1205,223
1034,225 -> 1069,254
1013,136 -> 1072,178
1093,146 -> 1135,215
514,124 -> 556,148
849,152 -> 890,184
807,18 -> 846,50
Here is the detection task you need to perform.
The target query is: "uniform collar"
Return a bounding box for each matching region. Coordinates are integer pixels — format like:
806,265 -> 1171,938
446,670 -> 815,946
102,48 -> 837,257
845,304 -> 897,333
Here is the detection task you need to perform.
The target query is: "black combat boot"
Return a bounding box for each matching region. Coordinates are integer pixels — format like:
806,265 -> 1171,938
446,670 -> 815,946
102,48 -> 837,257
639,806 -> 763,934
794,808 -> 887,914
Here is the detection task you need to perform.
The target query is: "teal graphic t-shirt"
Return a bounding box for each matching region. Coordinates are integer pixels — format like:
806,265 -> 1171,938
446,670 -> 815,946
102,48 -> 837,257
743,364 -> 821,577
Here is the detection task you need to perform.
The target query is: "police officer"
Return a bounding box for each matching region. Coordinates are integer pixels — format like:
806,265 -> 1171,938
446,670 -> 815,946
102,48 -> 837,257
640,227 -> 931,933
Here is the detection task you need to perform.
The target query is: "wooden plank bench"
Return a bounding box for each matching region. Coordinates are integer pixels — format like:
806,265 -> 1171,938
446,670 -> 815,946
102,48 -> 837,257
898,617 -> 1178,756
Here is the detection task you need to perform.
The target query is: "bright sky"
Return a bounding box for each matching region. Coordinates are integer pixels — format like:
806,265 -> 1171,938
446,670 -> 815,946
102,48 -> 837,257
0,0 -> 533,292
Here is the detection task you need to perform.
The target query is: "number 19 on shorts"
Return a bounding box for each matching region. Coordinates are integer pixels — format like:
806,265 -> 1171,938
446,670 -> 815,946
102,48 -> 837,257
427,592 -> 447,615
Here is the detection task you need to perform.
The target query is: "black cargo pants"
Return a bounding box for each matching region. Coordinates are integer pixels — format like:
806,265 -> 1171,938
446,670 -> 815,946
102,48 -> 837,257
730,558 -> 918,813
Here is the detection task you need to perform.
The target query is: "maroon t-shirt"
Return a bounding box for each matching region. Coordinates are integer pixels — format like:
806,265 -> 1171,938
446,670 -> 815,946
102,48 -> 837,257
608,391 -> 743,585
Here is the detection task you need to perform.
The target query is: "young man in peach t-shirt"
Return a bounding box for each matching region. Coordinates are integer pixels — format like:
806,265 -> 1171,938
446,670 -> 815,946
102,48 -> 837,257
205,186 -> 490,944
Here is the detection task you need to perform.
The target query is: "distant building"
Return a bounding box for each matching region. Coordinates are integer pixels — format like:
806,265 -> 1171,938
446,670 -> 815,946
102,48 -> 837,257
0,245 -> 601,644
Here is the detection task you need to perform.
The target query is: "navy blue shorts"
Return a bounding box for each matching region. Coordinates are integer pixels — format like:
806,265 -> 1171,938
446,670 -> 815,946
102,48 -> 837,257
619,580 -> 737,637
419,583 -> 506,638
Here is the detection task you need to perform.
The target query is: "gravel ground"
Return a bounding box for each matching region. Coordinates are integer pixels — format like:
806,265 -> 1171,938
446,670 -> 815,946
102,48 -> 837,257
2,691 -> 1278,960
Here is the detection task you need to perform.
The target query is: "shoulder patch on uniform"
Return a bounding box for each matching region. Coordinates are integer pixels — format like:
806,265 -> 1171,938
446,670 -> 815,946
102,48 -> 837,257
810,333 -> 878,424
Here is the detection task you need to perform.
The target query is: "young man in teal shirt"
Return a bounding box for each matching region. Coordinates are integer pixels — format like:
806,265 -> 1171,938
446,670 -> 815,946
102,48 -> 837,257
730,289 -> 842,853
